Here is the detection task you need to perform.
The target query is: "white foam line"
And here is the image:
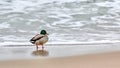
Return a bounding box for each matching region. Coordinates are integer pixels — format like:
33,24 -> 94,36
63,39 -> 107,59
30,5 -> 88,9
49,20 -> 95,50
0,40 -> 120,46
0,42 -> 32,46
47,40 -> 120,45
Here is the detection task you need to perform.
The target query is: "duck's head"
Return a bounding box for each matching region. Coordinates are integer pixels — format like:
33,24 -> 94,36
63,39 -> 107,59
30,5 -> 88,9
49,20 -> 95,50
40,30 -> 48,35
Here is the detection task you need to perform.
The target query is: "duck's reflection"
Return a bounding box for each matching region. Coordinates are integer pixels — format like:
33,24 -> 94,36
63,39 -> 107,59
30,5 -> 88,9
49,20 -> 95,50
32,49 -> 49,56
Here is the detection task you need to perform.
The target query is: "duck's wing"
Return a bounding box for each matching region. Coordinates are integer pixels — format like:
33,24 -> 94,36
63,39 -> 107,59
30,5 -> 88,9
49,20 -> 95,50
30,34 -> 44,44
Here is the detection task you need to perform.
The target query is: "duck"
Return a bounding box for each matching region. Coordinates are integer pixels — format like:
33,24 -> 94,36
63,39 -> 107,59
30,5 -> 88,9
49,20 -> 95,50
30,30 -> 48,50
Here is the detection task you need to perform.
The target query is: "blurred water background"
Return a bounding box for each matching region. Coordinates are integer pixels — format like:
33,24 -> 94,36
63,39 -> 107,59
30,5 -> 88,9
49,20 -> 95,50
0,0 -> 120,44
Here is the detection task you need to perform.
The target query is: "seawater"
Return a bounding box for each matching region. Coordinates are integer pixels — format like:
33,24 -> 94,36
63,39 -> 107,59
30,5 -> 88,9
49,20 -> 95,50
0,0 -> 120,45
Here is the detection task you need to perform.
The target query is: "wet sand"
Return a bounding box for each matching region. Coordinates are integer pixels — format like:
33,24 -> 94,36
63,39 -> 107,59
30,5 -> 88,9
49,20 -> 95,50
0,51 -> 120,68
1,43 -> 119,60
0,43 -> 120,68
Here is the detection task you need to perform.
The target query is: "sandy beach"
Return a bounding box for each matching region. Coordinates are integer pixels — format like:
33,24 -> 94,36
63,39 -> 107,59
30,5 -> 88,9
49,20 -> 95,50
0,43 -> 120,68
0,51 -> 120,68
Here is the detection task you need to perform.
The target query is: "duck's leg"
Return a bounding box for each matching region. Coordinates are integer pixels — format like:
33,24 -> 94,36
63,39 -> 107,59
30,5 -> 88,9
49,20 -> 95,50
42,44 -> 44,50
36,45 -> 38,50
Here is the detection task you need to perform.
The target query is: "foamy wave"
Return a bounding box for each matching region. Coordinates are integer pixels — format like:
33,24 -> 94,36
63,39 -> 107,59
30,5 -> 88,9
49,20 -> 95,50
0,0 -> 85,13
1,0 -> 120,43
0,22 -> 10,29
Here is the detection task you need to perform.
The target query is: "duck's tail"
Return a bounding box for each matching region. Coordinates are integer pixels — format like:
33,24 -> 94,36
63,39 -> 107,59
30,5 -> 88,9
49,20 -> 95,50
30,38 -> 36,44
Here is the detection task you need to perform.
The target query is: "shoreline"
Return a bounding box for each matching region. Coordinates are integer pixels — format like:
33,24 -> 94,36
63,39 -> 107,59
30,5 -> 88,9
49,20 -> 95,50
0,51 -> 120,68
0,43 -> 120,61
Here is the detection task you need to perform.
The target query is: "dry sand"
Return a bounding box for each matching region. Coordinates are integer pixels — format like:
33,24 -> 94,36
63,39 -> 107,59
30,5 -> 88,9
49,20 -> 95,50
0,51 -> 120,68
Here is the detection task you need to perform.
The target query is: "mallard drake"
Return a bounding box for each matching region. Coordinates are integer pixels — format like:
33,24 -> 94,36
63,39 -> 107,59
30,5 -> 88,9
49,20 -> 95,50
30,30 -> 48,50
